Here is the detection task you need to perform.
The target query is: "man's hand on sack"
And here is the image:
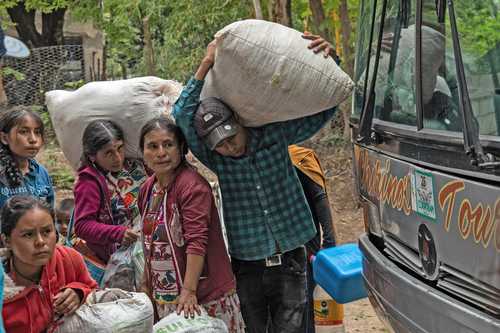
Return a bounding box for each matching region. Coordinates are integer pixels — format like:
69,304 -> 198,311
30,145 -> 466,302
121,228 -> 139,246
302,31 -> 335,58
176,287 -> 201,318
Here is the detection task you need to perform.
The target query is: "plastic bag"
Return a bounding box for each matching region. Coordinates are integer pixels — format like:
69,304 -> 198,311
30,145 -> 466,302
53,289 -> 154,333
101,245 -> 136,291
153,310 -> 228,333
132,241 -> 145,289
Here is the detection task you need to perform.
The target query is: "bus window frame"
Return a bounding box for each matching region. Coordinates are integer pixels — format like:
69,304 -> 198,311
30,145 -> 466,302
355,0 -> 500,170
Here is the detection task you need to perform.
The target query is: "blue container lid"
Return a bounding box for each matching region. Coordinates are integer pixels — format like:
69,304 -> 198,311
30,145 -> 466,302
317,243 -> 363,275
312,243 -> 367,303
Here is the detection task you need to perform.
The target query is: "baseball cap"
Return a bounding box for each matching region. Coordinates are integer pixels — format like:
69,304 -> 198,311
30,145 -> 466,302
194,97 -> 238,150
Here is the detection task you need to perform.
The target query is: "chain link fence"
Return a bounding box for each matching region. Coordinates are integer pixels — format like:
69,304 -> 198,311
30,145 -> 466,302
2,44 -> 84,106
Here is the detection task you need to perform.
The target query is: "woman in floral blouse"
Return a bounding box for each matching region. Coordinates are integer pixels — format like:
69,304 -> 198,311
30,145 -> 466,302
138,117 -> 244,332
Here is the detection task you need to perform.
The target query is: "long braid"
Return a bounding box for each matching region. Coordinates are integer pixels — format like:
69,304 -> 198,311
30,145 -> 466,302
0,106 -> 44,188
0,143 -> 23,187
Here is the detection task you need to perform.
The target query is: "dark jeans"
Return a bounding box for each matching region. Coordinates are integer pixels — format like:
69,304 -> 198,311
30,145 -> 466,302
232,247 -> 308,333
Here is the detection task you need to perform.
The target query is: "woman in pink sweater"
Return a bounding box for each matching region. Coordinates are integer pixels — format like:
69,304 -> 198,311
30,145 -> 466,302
73,120 -> 147,269
138,117 -> 244,332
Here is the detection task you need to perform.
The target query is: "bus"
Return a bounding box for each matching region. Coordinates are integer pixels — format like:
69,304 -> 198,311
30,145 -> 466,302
350,0 -> 500,332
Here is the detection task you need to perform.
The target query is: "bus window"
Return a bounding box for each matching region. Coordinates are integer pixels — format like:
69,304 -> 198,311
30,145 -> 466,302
421,0 -> 463,132
370,0 -> 418,126
449,0 -> 500,136
352,0 -> 376,118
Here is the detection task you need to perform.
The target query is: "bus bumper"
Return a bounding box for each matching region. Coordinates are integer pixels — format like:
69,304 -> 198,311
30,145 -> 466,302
359,234 -> 500,333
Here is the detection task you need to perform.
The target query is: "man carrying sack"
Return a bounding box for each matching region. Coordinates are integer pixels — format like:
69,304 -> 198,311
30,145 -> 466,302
173,33 -> 340,333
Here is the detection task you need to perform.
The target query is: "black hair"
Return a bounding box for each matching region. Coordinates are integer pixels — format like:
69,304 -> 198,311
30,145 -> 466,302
139,116 -> 188,157
1,195 -> 55,238
80,120 -> 124,168
0,106 -> 45,187
57,198 -> 74,213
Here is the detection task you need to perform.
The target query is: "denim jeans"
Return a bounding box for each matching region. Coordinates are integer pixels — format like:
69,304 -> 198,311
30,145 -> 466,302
231,246 -> 307,333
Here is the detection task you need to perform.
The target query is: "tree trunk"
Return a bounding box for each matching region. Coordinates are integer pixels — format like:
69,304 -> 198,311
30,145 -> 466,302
142,15 -> 156,76
121,62 -> 128,80
7,1 -> 66,48
308,0 -> 331,41
101,43 -> 107,81
253,0 -> 264,19
339,0 -> 353,76
338,0 -> 354,139
271,0 -> 292,27
41,8 -> 66,46
7,2 -> 42,48
0,66 -> 7,106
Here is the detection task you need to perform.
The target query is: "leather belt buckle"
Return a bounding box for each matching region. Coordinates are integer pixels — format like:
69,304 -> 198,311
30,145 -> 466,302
265,254 -> 282,267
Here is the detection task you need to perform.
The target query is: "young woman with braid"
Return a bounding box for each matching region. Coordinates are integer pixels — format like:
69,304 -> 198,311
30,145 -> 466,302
0,107 -> 54,209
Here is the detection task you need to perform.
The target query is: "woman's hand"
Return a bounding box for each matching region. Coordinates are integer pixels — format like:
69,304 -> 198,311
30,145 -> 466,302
53,288 -> 82,316
302,31 -> 335,58
176,287 -> 201,318
121,228 -> 139,246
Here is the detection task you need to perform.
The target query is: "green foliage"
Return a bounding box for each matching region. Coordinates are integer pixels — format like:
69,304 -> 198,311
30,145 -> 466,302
29,105 -> 55,142
454,1 -> 500,62
63,79 -> 85,90
1,66 -> 25,81
41,146 -> 75,190
0,0 -> 71,12
156,1 -> 253,82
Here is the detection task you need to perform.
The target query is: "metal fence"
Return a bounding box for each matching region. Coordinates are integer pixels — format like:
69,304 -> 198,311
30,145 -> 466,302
2,44 -> 84,106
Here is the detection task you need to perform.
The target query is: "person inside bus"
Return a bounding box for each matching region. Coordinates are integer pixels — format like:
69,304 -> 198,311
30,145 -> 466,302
365,20 -> 462,131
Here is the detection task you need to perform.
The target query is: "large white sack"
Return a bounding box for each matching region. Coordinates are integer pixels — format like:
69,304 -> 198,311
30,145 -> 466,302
54,289 -> 154,333
45,77 -> 182,170
153,310 -> 228,333
201,19 -> 354,127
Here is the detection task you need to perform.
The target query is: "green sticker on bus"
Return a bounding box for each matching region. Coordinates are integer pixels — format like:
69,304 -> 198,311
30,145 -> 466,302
413,169 -> 436,221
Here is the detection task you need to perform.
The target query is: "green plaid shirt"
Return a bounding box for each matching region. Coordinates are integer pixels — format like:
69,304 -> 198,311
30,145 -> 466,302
173,77 -> 337,260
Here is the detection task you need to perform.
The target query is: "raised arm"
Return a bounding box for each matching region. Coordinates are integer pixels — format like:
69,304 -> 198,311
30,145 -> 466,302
282,106 -> 338,144
172,41 -> 217,169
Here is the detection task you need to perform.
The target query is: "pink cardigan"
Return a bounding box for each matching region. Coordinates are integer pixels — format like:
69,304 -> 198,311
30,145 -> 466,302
73,166 -> 126,262
138,164 -> 235,303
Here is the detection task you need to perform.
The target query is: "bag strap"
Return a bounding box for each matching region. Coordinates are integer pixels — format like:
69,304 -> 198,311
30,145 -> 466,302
65,209 -> 75,247
161,192 -> 184,289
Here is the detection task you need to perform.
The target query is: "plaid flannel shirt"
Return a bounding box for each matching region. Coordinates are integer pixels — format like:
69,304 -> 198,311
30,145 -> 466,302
173,77 -> 337,260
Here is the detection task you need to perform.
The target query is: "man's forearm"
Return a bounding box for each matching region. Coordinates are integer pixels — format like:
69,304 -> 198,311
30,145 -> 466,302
194,59 -> 213,81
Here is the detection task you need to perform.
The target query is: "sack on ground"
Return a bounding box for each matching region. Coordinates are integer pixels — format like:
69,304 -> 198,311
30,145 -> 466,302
46,77 -> 182,170
200,19 -> 354,127
53,289 -> 154,333
153,310 -> 228,333
101,245 -> 136,291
